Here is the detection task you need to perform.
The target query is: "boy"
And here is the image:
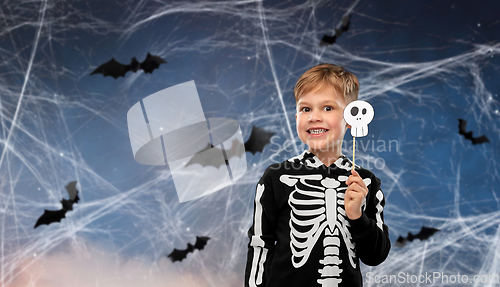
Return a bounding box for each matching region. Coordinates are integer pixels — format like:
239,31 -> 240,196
245,63 -> 390,287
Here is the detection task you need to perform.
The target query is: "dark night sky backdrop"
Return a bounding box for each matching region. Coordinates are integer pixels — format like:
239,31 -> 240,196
1,0 -> 500,286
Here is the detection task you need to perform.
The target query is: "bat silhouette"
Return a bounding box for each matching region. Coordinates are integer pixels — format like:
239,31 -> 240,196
90,53 -> 167,79
167,236 -> 210,262
185,126 -> 275,168
458,119 -> 490,145
34,181 -> 80,228
320,14 -> 351,46
395,226 -> 439,247
244,125 -> 276,155
185,138 -> 245,168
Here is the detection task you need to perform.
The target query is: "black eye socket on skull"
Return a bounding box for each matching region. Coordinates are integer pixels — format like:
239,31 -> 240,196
350,107 -> 358,116
362,108 -> 367,115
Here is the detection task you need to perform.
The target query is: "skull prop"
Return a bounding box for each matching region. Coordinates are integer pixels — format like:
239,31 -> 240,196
343,100 -> 374,137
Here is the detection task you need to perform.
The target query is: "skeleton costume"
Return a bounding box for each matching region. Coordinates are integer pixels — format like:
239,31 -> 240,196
245,150 -> 390,287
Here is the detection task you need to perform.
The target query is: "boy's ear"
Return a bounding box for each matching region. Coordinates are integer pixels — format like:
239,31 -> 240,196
295,113 -> 297,121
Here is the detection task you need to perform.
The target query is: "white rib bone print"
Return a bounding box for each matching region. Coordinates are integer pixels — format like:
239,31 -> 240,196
280,173 -> 371,286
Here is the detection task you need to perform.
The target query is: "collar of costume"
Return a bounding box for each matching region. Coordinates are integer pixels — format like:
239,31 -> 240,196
288,149 -> 357,171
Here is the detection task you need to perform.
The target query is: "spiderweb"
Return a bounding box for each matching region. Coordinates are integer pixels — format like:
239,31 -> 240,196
1,0 -> 499,286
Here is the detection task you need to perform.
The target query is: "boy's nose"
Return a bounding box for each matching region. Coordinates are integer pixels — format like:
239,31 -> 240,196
308,111 -> 323,121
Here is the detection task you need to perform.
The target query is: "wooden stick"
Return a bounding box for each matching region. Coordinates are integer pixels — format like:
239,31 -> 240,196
352,136 -> 356,170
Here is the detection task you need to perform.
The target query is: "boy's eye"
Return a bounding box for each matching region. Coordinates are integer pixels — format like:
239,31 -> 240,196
300,106 -> 333,112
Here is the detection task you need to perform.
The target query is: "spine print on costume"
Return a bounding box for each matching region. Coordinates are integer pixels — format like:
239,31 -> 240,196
280,172 -> 372,286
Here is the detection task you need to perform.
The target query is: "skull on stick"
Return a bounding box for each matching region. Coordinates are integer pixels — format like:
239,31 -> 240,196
343,100 -> 374,137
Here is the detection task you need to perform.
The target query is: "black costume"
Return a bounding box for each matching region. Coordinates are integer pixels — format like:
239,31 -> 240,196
245,150 -> 390,287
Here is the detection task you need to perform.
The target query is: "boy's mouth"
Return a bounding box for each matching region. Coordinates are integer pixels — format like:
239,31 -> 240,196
307,128 -> 329,135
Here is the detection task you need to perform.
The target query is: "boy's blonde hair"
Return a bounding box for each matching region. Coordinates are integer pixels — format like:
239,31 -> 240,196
294,63 -> 359,106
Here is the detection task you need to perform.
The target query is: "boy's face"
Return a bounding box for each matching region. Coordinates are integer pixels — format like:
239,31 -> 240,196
295,85 -> 350,153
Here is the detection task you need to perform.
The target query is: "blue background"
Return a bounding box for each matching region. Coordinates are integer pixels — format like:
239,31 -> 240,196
1,0 -> 499,286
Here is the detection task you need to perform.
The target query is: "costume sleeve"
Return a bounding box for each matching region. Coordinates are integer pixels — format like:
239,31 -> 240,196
245,167 -> 278,287
347,174 -> 391,266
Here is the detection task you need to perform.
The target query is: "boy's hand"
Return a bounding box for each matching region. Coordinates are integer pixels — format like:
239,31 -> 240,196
344,169 -> 368,220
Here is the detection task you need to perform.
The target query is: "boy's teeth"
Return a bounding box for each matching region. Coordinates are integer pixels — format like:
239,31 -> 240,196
309,129 -> 327,134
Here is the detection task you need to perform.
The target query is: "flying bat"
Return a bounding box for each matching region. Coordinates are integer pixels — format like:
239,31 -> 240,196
395,226 -> 439,247
185,125 -> 275,168
458,119 -> 490,145
90,53 -> 167,79
184,138 -> 245,168
34,181 -> 80,228
167,236 -> 210,262
320,14 -> 351,46
244,125 -> 276,155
